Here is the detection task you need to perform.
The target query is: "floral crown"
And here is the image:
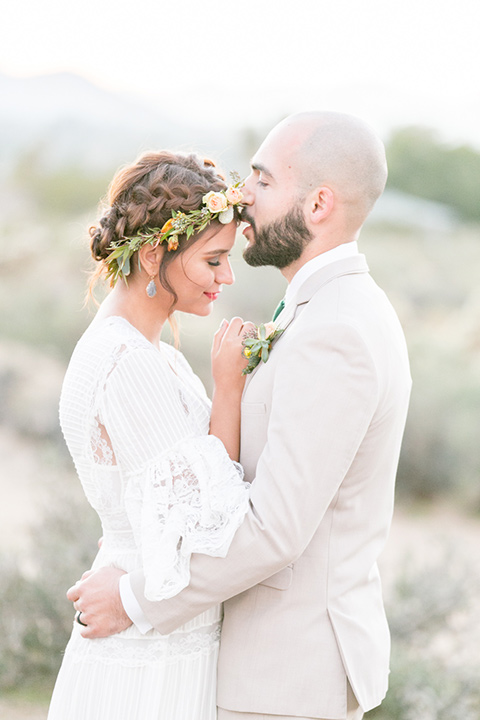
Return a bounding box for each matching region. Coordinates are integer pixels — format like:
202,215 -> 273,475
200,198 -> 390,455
104,173 -> 244,285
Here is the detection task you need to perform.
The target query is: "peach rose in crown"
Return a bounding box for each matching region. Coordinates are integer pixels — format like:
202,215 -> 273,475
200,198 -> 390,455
203,191 -> 228,213
225,185 -> 243,204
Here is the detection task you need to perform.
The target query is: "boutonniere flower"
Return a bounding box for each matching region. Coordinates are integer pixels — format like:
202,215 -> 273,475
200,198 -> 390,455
242,322 -> 284,375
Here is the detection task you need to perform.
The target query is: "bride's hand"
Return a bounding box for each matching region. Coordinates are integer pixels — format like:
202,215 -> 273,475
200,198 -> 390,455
212,317 -> 256,392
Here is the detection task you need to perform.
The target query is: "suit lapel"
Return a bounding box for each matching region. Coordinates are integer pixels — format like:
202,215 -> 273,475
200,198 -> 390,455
294,254 -> 369,306
273,254 -> 369,328
243,254 -> 369,388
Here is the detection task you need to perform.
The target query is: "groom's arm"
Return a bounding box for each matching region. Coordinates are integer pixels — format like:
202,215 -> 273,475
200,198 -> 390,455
70,321 -> 378,638
131,321 -> 378,634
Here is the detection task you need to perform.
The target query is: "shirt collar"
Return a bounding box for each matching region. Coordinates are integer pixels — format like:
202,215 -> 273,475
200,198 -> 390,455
284,241 -> 359,307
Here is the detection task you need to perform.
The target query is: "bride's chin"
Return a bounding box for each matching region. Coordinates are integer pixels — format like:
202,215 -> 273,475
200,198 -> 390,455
191,304 -> 214,318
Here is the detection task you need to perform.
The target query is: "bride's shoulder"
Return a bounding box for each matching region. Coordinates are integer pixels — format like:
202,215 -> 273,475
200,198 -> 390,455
159,341 -> 194,375
71,316 -> 161,373
79,316 -> 147,350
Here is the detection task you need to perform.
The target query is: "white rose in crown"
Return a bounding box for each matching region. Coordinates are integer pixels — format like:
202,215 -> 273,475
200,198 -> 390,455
218,206 -> 234,224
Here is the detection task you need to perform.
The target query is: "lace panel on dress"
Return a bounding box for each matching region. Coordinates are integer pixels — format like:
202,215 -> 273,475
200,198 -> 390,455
91,419 -> 116,466
69,623 -> 222,668
89,343 -> 133,467
124,435 -> 248,602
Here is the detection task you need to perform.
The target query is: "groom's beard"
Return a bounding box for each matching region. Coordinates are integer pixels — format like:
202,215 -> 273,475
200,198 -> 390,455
242,204 -> 313,269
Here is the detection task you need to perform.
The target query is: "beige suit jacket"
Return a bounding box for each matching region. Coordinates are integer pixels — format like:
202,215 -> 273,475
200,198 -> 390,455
131,255 -> 412,719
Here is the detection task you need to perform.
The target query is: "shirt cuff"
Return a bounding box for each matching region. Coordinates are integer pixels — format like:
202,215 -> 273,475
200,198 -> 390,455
119,573 -> 153,635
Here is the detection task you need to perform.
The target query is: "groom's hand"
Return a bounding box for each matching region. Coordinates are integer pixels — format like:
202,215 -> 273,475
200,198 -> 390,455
67,566 -> 131,638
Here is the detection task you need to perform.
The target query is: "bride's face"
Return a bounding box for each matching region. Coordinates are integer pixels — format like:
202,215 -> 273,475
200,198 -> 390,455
167,222 -> 236,316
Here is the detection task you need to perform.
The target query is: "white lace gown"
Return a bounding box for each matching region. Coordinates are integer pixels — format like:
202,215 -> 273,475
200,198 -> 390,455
47,316 -> 250,720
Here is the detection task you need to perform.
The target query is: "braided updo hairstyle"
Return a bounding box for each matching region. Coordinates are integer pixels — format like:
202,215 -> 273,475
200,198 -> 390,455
89,151 -> 230,301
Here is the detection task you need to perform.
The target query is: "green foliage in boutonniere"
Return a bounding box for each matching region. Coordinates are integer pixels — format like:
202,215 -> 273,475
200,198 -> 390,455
242,322 -> 284,375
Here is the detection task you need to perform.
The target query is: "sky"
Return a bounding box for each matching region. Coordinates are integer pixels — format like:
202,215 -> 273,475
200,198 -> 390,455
2,0 -> 480,147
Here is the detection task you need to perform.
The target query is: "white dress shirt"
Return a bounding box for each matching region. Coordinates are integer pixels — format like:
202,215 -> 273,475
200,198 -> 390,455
120,240 -> 360,632
284,241 -> 359,310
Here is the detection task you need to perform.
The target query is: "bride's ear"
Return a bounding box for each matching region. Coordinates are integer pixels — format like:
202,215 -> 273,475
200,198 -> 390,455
138,243 -> 164,276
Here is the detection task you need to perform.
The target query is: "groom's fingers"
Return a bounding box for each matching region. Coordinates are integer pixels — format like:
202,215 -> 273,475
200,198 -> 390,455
66,581 -> 81,602
66,570 -> 95,602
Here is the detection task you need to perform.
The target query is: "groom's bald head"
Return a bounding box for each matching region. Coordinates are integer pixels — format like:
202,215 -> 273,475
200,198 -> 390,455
261,111 -> 387,226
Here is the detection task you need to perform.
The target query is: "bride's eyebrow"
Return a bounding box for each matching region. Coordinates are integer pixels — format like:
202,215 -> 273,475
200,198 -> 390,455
204,249 -> 230,256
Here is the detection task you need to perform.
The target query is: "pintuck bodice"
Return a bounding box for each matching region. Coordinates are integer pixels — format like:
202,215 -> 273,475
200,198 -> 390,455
56,315 -> 250,666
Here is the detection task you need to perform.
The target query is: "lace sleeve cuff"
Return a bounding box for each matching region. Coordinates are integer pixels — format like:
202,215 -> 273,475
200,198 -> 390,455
124,436 -> 249,601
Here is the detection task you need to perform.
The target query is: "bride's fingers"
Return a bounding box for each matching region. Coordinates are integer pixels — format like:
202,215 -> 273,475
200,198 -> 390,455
212,319 -> 228,354
224,317 -> 245,337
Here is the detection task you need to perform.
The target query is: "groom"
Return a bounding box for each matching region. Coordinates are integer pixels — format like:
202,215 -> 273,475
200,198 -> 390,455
68,112 -> 411,720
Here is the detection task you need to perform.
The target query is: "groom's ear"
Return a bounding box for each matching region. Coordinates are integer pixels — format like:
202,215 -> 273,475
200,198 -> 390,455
308,186 -> 334,224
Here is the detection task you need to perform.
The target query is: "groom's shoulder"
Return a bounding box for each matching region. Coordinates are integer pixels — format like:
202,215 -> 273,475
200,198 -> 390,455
292,270 -> 402,349
294,254 -> 370,306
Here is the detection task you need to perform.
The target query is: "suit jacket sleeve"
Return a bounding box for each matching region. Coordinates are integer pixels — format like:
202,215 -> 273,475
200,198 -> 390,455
130,321 -> 379,633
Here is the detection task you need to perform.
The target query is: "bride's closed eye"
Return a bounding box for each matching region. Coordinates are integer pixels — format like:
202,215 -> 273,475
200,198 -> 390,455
207,252 -> 231,267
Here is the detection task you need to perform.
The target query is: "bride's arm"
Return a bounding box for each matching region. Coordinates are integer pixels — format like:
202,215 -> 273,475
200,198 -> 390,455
209,317 -> 253,462
67,337 -> 252,636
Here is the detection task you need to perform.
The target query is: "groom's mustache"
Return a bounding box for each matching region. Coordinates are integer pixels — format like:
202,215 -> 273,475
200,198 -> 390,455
241,209 -> 256,230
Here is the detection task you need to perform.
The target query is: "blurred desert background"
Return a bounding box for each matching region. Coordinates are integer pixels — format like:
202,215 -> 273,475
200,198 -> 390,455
1,0 -> 480,717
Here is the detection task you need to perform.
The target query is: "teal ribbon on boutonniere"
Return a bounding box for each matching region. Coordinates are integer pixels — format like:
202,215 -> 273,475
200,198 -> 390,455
242,322 -> 284,375
272,298 -> 285,321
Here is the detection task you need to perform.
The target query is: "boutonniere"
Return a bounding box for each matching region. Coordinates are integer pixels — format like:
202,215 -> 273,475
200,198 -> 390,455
242,322 -> 284,375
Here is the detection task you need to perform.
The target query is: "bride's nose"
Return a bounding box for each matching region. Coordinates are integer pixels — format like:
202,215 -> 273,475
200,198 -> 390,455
217,258 -> 235,286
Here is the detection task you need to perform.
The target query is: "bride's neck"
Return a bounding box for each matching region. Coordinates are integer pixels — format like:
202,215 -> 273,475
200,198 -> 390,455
97,281 -> 169,347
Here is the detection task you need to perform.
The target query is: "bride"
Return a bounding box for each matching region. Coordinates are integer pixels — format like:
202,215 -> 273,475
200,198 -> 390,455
47,151 -> 252,720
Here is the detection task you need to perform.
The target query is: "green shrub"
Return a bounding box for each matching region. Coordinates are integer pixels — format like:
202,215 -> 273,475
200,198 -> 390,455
367,554 -> 480,719
0,491 -> 100,692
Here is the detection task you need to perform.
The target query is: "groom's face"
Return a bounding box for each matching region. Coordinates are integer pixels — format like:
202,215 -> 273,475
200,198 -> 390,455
242,204 -> 313,269
241,131 -> 313,269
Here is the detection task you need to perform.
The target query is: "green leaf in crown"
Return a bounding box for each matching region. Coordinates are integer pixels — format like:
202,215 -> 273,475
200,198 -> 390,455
104,172 -> 244,286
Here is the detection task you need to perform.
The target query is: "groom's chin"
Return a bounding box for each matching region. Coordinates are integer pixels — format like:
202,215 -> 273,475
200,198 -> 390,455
242,245 -> 262,267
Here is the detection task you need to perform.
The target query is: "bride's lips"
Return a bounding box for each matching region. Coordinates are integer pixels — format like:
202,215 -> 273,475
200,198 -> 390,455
204,292 -> 220,301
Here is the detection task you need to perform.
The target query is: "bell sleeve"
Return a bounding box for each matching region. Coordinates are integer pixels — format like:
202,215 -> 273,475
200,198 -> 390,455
98,347 -> 250,601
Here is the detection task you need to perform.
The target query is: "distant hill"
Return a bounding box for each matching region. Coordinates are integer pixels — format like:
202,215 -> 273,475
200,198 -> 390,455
0,72 -> 245,174
0,72 -> 464,231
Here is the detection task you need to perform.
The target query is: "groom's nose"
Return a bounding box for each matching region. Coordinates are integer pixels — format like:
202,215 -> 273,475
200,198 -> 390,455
241,173 -> 255,205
